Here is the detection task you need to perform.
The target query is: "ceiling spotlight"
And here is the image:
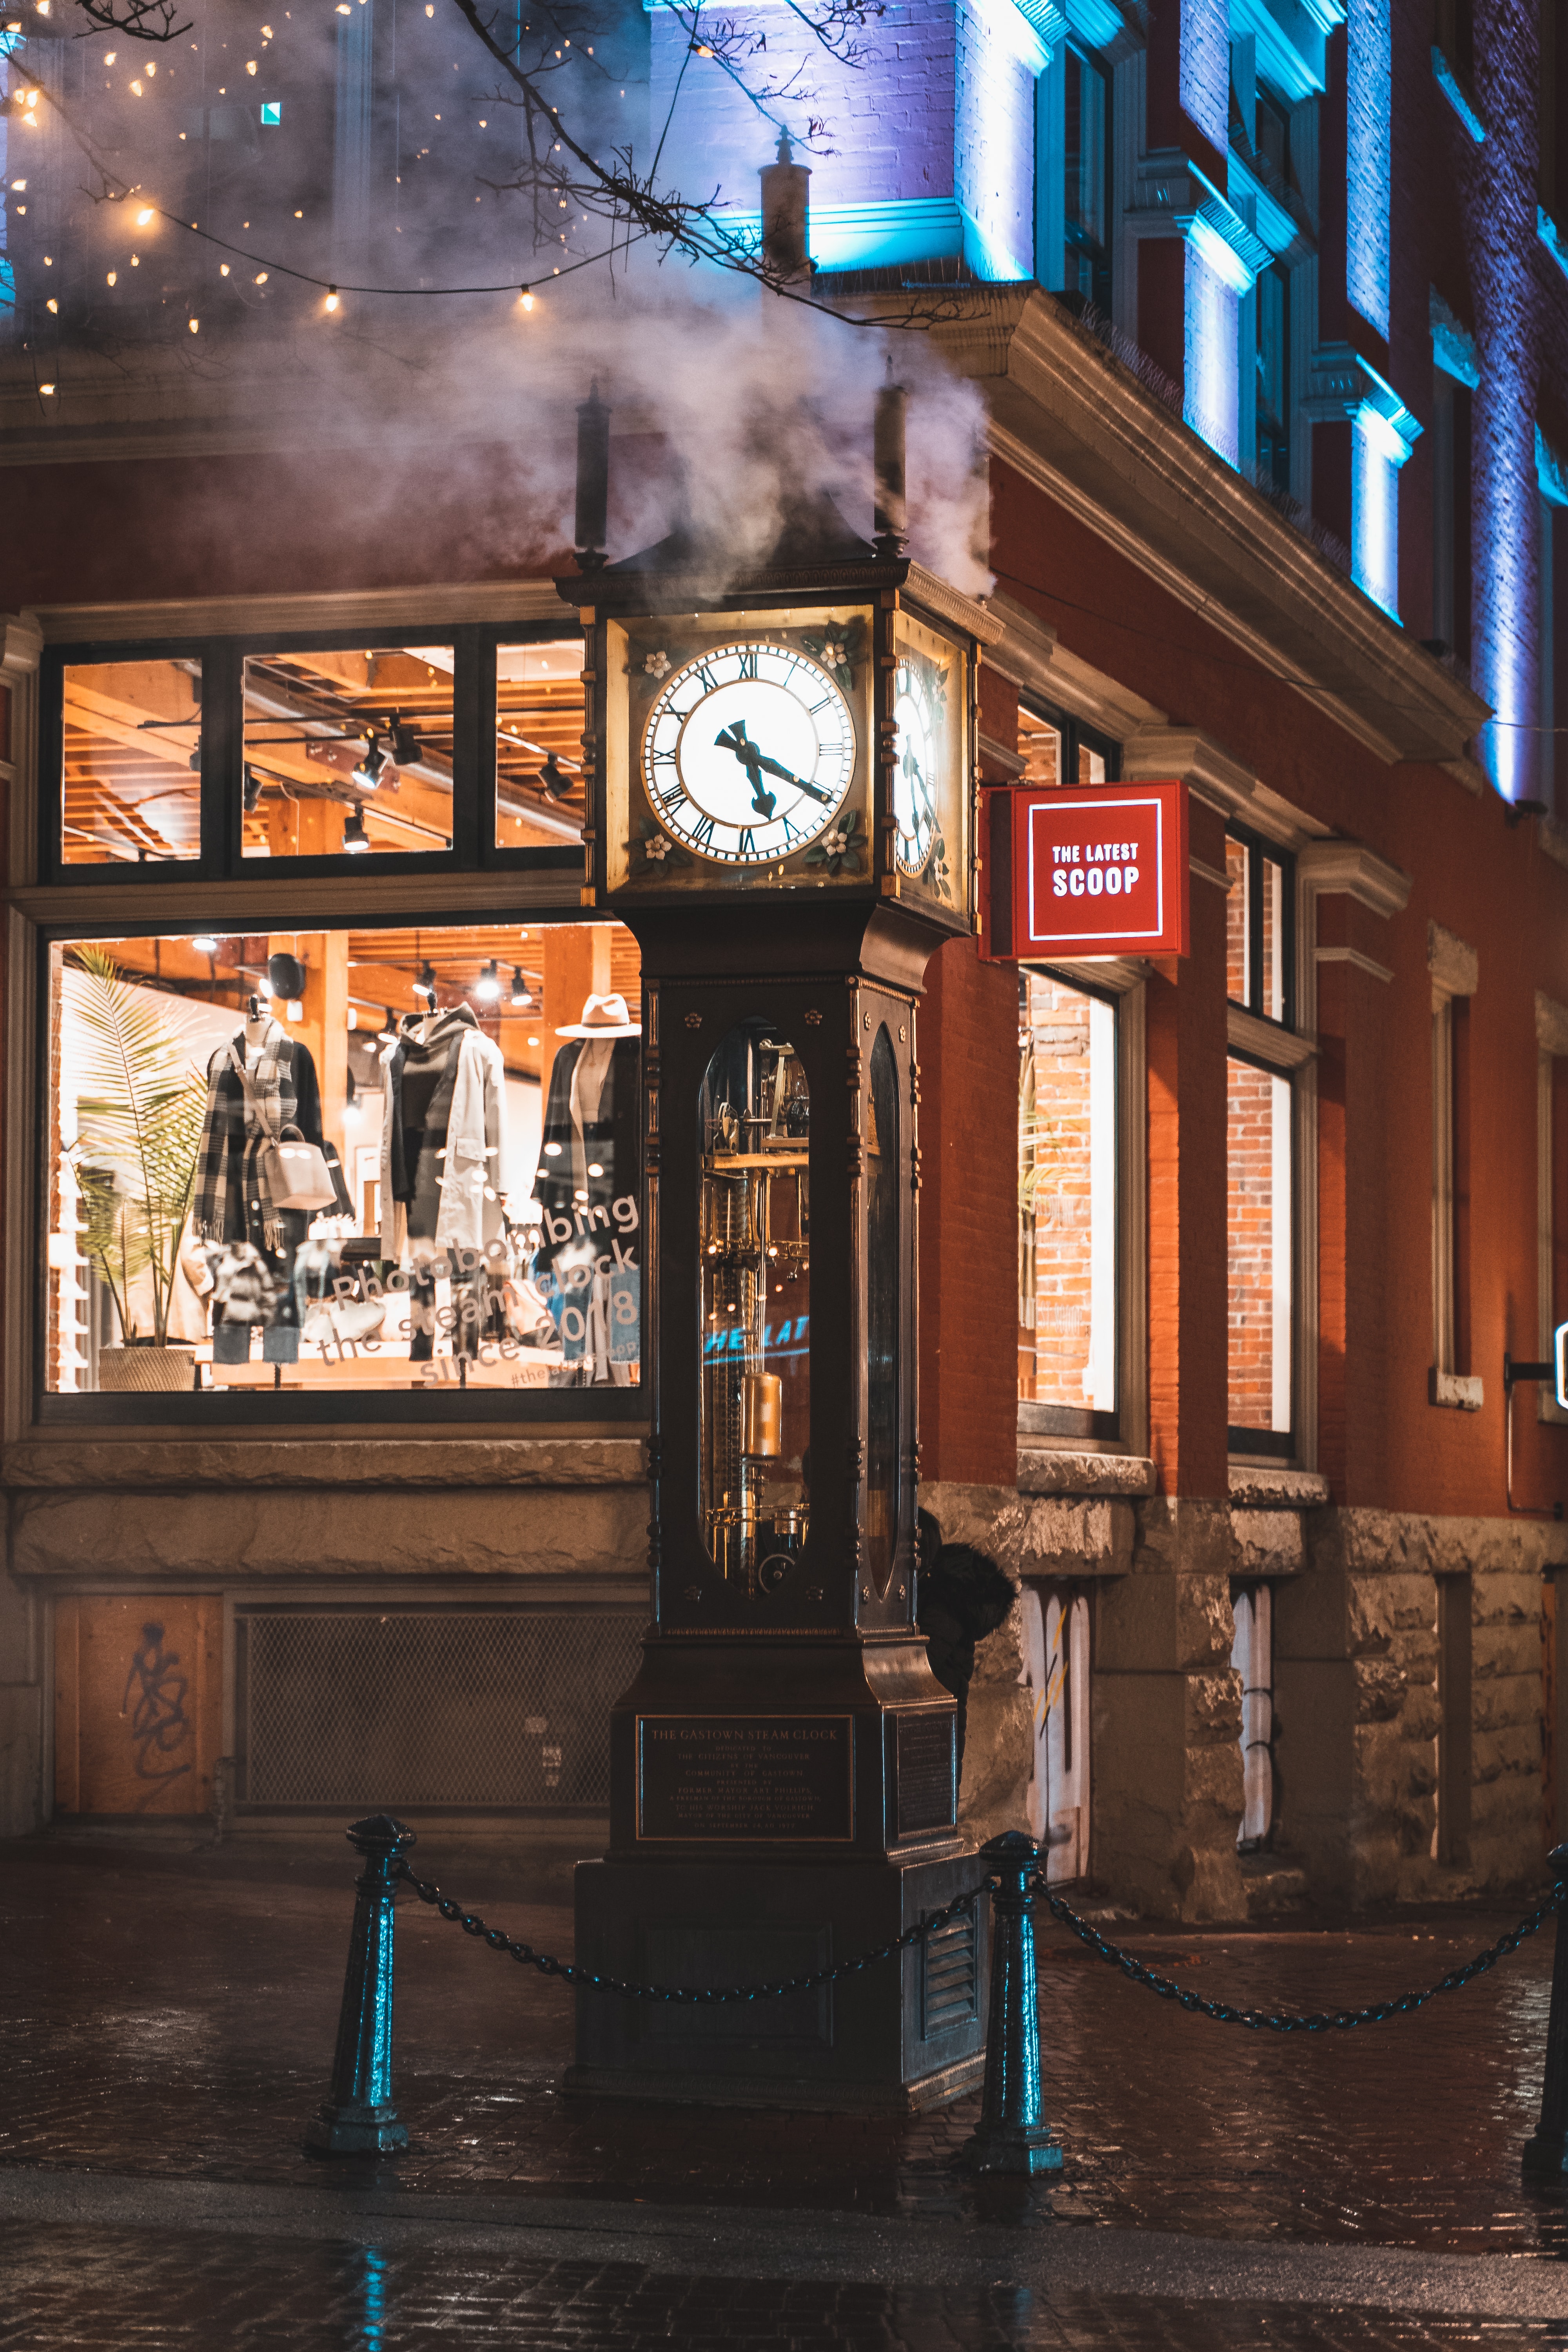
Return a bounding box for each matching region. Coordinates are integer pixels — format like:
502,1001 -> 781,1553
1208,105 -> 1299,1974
192,932 -> 218,956
474,959 -> 502,1004
379,1005 -> 399,1041
343,809 -> 370,853
415,960 -> 438,1007
243,767 -> 262,813
509,966 -> 530,1006
389,718 -> 421,767
540,752 -> 571,801
187,744 -> 201,773
352,738 -> 385,790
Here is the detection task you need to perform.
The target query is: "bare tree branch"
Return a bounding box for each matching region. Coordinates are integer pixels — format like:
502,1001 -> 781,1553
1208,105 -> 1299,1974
72,0 -> 192,44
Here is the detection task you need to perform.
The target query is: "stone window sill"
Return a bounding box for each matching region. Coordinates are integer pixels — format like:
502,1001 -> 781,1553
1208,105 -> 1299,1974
0,1435 -> 650,1492
1428,1369 -> 1485,1412
1017,1448 -> 1157,1499
1228,1465 -> 1330,1509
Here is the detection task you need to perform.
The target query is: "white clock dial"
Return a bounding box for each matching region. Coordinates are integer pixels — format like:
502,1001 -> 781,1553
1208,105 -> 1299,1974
642,641 -> 856,866
893,653 -> 940,878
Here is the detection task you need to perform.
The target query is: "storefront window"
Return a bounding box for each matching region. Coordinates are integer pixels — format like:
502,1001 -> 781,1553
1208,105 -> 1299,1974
698,1020 -> 811,1593
495,639 -> 587,849
60,658 -> 203,865
1227,1054 -> 1292,1447
1017,702 -> 1113,789
242,647 -> 456,857
1227,825 -> 1292,1026
47,922 -> 641,1398
1017,970 -> 1116,1432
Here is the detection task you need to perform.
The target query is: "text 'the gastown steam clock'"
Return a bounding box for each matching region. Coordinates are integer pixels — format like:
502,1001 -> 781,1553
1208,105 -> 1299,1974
564,385 -> 1005,2109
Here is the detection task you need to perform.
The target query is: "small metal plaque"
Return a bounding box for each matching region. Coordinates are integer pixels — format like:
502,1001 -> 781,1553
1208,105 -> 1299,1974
636,1715 -> 854,1842
896,1711 -> 956,1836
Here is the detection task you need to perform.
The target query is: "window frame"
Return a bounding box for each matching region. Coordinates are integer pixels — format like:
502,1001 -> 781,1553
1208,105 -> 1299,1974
1016,695 -> 1121,790
1225,1042 -> 1298,1460
1226,821 -> 1296,1030
40,620 -> 589,887
20,608 -> 648,1432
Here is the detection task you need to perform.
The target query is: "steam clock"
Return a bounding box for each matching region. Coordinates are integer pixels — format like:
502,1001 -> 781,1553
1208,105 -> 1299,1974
563,392 -> 1004,2109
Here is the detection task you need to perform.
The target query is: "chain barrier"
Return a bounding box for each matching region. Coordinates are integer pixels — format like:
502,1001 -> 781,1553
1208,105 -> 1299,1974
394,1857 -> 985,2004
1033,1871 -> 1568,2032
394,1853 -> 1564,2021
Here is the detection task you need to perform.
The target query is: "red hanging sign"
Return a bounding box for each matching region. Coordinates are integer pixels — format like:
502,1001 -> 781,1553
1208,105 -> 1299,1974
981,780 -> 1190,961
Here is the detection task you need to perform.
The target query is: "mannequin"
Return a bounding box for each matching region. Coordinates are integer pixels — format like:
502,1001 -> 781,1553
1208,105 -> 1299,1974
532,991 -> 641,1383
193,983 -> 344,1365
379,999 -> 507,1360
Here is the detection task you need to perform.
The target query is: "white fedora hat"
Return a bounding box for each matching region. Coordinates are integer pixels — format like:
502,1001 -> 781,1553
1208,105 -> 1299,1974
555,991 -> 641,1039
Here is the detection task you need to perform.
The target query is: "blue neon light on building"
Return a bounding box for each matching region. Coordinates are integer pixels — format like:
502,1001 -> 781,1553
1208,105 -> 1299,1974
1347,0 -> 1391,337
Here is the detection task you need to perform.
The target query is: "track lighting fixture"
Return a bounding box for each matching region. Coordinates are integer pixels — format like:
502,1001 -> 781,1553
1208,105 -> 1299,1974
243,768 -> 262,813
352,738 -> 386,791
192,933 -> 218,956
343,809 -> 370,853
389,718 -> 421,767
474,959 -> 502,1003
415,960 -> 438,1007
510,966 -> 530,1006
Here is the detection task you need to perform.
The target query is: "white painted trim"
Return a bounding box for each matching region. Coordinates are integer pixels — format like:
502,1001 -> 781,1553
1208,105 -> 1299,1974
1121,726 -> 1258,818
1191,854 -> 1232,892
1228,1002 -> 1318,1069
1430,1368 -> 1485,1411
1315,945 -> 1394,984
1428,919 -> 1479,998
979,732 -> 1027,778
1298,837 -> 1412,916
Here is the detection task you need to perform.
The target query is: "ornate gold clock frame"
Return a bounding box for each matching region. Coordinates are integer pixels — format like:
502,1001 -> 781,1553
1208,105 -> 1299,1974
561,419 -> 1004,2109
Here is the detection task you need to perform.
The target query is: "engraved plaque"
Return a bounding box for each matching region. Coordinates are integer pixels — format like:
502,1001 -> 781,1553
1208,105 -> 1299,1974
896,1710 -> 956,1836
636,1715 -> 854,1842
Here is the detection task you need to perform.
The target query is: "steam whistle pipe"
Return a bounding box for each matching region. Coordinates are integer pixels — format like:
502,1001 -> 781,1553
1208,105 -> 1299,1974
760,131 -> 812,285
574,381 -> 610,572
964,1831 -> 1063,2175
873,369 -> 908,557
305,1814 -> 415,2156
1523,1843 -> 1568,2176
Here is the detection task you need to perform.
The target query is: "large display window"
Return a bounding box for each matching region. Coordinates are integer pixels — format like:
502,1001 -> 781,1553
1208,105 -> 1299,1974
1017,968 -> 1118,1437
46,920 -> 642,1411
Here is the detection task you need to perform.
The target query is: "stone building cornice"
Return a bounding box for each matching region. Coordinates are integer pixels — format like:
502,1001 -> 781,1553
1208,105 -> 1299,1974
894,288 -> 1489,770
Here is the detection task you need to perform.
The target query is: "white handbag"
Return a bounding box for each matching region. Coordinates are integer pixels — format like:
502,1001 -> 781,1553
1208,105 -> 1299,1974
230,1048 -> 340,1212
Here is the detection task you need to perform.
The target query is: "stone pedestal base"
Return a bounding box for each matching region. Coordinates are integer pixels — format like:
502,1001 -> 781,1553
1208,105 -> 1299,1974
568,1851 -> 987,2112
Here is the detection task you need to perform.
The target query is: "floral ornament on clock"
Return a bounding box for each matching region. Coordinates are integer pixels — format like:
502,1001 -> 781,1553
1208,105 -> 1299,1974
642,648 -> 671,679
797,615 -> 866,692
803,807 -> 863,876
628,815 -> 691,868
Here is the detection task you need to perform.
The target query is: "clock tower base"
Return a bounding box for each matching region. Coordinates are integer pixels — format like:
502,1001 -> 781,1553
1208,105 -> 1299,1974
567,1848 -> 988,2111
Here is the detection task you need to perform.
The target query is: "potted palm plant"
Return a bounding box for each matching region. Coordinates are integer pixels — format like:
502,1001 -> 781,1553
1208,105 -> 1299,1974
67,946 -> 209,1392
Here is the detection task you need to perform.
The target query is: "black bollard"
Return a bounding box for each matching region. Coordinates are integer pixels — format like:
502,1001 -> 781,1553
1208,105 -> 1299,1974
1523,1841 -> 1568,2178
964,1829 -> 1063,2175
306,1815 -> 416,2157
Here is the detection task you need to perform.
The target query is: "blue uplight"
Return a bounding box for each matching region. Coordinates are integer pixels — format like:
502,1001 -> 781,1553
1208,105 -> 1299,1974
1347,0 -> 1390,336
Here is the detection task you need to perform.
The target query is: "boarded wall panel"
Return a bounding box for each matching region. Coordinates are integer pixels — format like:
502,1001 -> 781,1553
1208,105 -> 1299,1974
54,1595 -> 220,1815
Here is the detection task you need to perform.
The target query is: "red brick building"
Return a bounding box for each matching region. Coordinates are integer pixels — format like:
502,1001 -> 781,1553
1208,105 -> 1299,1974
0,0 -> 1566,1917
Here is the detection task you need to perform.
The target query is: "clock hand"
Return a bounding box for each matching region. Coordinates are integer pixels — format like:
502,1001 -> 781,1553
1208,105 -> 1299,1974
714,723 -> 776,819
715,719 -> 833,808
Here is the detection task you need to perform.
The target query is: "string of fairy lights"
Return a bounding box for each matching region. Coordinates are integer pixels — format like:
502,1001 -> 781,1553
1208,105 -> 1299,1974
2,0 -> 779,367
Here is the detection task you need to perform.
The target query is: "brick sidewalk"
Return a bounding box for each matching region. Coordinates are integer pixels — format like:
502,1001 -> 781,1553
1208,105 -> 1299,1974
2,1835 -> 1566,2347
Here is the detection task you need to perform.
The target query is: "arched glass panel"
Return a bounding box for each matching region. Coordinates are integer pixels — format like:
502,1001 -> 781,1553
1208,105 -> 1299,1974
699,1020 -> 811,1592
865,1026 -> 900,1592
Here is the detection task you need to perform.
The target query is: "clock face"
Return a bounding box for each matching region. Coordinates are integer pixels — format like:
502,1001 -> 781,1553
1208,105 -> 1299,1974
893,648 -> 942,878
642,641 -> 856,866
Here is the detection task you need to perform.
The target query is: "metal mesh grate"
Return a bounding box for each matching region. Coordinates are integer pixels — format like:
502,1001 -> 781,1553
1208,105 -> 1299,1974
236,1606 -> 644,1809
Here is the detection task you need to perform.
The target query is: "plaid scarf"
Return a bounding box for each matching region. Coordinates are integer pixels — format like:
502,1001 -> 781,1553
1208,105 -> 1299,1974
193,1027 -> 297,1251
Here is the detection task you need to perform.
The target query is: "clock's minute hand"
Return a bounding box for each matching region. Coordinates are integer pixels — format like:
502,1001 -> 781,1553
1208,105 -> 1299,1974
715,722 -> 834,806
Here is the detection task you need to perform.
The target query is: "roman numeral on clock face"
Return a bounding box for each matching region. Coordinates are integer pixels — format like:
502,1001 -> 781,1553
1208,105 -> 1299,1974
690,813 -> 717,850
737,828 -> 756,858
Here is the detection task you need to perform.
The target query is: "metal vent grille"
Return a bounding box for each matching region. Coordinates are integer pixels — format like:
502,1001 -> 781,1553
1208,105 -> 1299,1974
921,1900 -> 979,2040
236,1605 -> 644,1811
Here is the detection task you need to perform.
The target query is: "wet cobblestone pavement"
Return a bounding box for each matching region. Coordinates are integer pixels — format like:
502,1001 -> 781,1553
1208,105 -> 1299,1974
4,1835 -> 1568,2346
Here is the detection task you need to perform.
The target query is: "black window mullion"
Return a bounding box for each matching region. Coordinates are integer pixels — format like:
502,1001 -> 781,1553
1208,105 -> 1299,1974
204,640 -> 244,876
1247,839 -> 1265,1016
470,629 -> 499,868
